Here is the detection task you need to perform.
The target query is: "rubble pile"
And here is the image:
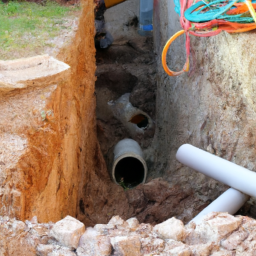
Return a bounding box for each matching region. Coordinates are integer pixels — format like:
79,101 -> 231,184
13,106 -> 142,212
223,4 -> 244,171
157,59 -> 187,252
1,212 -> 255,255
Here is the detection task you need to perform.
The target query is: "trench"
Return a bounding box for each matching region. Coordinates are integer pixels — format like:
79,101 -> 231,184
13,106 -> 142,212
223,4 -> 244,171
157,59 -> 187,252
93,0 -> 256,225
93,0 -> 202,225
95,0 -> 156,190
2,0 -> 256,228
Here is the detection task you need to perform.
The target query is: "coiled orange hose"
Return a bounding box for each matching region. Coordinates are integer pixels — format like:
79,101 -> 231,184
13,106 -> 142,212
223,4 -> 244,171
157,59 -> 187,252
162,30 -> 189,76
162,0 -> 256,76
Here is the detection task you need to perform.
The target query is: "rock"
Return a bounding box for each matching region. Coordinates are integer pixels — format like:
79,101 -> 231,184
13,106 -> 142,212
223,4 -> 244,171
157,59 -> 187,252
165,246 -> 192,256
185,228 -> 203,245
210,250 -> 234,256
78,227 -> 112,256
221,228 -> 248,250
126,217 -> 139,230
163,240 -> 192,256
195,213 -> 242,243
236,239 -> 256,255
12,220 -> 26,234
48,247 -> 76,256
153,217 -> 186,241
189,243 -> 213,256
25,220 -> 33,229
140,237 -> 165,254
108,215 -> 129,229
110,236 -> 141,256
94,224 -> 115,235
50,216 -> 85,249
36,244 -> 55,256
0,234 -> 8,256
7,234 -> 39,256
136,223 -> 153,237
31,216 -> 38,224
32,224 -> 50,237
0,212 -> 256,256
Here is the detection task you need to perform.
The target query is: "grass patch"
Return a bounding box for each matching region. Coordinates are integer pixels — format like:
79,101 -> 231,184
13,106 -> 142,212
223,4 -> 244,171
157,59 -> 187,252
0,1 -> 80,60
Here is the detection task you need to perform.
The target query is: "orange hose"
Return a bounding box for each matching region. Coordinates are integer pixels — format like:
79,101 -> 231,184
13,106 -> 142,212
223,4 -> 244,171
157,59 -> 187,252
162,30 -> 190,76
104,0 -> 126,8
227,3 -> 256,14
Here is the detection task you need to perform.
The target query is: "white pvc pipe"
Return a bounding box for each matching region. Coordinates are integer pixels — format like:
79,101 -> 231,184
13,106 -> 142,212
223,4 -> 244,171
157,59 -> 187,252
112,139 -> 147,186
191,188 -> 249,224
176,144 -> 256,198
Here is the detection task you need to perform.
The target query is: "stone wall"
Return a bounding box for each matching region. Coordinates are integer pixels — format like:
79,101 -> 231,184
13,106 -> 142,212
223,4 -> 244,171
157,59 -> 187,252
152,0 -> 256,217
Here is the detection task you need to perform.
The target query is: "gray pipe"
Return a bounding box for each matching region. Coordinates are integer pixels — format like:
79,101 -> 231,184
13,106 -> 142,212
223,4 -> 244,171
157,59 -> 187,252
112,139 -> 147,188
108,93 -> 153,138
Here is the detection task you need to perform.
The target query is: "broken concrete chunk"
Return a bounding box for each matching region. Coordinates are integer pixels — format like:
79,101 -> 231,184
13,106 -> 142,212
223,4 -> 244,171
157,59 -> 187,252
153,217 -> 186,241
50,216 -> 85,249
110,236 -> 141,256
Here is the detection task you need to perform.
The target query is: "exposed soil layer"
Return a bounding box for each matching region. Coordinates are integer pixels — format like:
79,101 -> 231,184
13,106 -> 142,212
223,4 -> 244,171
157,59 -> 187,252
0,0 -> 96,223
152,0 -> 256,220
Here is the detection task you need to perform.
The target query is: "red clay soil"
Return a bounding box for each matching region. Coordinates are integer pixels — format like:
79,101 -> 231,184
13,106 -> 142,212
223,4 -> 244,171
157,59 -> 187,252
23,0 -> 97,222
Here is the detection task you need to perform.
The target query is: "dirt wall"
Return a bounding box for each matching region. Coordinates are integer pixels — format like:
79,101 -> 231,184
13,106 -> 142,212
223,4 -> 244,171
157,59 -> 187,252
152,0 -> 256,218
0,0 -> 97,223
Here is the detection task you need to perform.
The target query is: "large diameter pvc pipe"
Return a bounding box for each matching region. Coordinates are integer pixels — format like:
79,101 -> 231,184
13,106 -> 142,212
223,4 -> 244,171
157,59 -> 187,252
191,188 -> 249,224
112,139 -> 147,188
176,144 -> 256,198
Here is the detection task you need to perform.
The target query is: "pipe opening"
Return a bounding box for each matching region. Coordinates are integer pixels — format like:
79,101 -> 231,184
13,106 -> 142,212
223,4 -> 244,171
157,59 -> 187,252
129,114 -> 149,129
114,157 -> 145,188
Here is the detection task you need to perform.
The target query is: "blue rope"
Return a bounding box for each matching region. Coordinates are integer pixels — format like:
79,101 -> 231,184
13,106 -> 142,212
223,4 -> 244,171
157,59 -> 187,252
174,0 -> 256,23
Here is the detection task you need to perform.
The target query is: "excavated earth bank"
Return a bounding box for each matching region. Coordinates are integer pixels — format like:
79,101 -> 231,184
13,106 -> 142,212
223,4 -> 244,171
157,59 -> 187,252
0,0 -> 99,223
152,0 -> 256,218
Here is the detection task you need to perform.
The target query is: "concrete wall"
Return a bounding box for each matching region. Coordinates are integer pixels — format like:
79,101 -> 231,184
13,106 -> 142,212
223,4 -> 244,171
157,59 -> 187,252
153,0 -> 256,215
